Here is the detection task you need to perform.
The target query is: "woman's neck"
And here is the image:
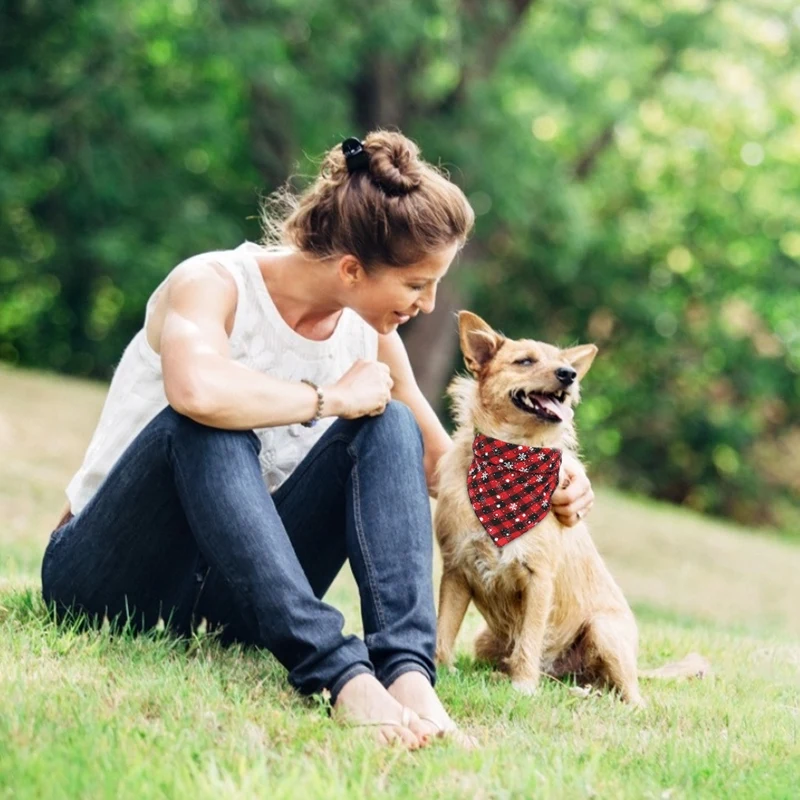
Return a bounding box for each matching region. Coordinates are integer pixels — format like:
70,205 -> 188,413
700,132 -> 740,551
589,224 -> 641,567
256,247 -> 345,340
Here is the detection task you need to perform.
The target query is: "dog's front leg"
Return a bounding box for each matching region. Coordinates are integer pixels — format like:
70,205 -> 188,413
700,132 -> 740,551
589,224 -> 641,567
507,571 -> 555,695
435,569 -> 472,668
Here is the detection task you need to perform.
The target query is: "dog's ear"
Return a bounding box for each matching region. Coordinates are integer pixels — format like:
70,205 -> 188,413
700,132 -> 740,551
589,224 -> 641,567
458,311 -> 504,375
561,344 -> 598,379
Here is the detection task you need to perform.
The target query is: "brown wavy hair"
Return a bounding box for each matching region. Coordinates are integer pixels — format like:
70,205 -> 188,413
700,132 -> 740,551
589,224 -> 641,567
260,129 -> 475,272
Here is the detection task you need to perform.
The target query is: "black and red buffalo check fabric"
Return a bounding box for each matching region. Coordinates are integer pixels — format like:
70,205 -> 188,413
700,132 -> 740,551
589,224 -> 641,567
467,432 -> 562,548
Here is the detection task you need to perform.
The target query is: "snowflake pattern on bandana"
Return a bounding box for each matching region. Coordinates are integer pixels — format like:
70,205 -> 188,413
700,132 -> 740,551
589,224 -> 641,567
467,433 -> 562,548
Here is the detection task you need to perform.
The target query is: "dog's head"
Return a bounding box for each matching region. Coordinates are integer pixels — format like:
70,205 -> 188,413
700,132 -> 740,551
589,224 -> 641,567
454,311 -> 597,445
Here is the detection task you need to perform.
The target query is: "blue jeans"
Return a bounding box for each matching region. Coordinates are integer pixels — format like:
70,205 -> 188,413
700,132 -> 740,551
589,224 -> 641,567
41,402 -> 437,703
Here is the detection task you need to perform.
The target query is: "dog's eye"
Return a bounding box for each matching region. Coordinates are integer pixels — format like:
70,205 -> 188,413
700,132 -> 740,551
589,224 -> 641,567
514,357 -> 536,366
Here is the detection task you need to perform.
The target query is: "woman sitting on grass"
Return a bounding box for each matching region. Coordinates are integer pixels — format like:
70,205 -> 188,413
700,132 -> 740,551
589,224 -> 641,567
41,130 -> 594,749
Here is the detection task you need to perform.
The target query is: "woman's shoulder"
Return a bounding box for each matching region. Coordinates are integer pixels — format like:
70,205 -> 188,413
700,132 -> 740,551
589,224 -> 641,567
170,244 -> 253,283
169,255 -> 239,290
155,250 -> 245,315
144,247 -> 249,353
160,244 -> 272,314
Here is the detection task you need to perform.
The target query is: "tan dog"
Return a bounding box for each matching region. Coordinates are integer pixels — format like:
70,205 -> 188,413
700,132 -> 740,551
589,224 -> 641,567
434,312 -> 708,704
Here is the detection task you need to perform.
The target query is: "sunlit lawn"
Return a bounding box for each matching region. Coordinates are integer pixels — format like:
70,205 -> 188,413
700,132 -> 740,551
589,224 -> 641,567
1,367 -> 798,799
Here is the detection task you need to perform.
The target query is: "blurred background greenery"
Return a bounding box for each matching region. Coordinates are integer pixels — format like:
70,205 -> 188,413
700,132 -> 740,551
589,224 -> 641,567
1,0 -> 798,535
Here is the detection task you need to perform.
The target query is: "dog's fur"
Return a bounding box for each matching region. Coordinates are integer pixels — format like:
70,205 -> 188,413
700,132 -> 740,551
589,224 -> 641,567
434,311 -> 709,703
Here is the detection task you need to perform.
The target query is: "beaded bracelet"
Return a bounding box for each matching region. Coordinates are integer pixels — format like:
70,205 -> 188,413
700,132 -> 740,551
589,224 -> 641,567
300,378 -> 325,428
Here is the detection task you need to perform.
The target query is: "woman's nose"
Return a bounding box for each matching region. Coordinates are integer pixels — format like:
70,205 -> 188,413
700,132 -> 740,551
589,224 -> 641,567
418,285 -> 437,313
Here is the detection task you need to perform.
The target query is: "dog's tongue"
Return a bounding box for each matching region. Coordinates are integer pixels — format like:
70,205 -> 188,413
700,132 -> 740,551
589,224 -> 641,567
530,393 -> 574,423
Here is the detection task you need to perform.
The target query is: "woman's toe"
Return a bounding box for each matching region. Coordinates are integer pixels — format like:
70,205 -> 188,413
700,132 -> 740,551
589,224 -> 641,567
392,724 -> 421,749
396,708 -> 429,747
407,717 -> 437,743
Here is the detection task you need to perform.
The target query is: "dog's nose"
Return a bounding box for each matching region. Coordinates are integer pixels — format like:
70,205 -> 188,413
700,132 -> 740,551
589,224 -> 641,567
555,367 -> 577,386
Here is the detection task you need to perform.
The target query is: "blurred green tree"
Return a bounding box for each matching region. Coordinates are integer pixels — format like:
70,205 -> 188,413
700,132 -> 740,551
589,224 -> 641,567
1,0 -> 797,532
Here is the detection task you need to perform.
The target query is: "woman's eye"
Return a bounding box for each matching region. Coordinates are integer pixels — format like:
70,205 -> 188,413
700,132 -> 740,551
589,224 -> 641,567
514,358 -> 535,366
410,285 -> 425,291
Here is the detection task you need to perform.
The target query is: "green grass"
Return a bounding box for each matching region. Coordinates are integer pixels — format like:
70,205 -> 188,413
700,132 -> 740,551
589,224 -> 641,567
1,366 -> 799,799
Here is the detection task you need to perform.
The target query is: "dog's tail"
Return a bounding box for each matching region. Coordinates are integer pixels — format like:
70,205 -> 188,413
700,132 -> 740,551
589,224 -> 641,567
638,652 -> 711,680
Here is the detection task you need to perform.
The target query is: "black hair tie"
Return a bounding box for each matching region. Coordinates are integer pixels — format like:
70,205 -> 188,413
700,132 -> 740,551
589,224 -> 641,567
342,137 -> 370,174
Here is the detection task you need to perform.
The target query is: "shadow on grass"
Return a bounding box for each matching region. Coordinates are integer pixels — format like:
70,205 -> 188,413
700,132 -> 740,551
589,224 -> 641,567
0,585 -> 311,707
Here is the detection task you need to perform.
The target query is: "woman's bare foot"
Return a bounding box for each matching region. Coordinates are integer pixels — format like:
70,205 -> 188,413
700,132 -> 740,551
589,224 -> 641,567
386,670 -> 478,748
331,673 -> 432,749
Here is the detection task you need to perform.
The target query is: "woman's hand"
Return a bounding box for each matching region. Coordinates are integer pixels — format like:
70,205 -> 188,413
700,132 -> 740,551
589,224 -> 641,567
326,359 -> 394,419
552,455 -> 594,527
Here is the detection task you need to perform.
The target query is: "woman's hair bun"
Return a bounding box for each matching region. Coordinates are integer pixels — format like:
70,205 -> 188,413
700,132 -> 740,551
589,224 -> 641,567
363,131 -> 423,196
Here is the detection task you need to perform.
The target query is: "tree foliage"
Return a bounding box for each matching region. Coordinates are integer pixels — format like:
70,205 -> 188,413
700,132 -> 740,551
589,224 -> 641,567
1,0 -> 798,532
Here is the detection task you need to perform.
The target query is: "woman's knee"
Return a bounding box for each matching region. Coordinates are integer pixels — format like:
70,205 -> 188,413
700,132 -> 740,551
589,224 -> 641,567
154,406 -> 261,455
358,401 -> 423,453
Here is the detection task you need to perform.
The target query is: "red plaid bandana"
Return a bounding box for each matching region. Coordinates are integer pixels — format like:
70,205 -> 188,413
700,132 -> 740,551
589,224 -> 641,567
467,432 -> 562,548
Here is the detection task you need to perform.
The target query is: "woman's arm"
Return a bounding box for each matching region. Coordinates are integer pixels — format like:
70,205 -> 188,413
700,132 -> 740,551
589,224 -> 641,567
377,331 -> 453,497
159,262 -> 342,428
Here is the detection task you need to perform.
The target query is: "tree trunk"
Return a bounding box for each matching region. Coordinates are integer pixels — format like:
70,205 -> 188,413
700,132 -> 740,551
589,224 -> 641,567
249,83 -> 295,189
352,53 -> 406,131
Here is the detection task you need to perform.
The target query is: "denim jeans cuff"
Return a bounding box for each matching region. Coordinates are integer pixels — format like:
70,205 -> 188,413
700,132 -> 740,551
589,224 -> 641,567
378,659 -> 436,690
328,662 -> 375,706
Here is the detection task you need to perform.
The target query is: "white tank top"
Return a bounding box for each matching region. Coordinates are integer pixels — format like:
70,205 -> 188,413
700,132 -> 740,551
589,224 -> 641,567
65,241 -> 379,515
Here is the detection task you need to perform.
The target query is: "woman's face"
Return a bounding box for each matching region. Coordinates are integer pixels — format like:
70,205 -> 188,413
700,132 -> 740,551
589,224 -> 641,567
345,242 -> 460,335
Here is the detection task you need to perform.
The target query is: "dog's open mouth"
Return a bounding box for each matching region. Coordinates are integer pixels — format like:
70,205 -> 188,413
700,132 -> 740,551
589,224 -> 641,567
511,389 -> 569,423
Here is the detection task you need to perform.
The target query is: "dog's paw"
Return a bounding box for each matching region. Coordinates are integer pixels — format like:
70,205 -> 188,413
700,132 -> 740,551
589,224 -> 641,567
434,650 -> 455,670
435,659 -> 460,675
511,679 -> 539,696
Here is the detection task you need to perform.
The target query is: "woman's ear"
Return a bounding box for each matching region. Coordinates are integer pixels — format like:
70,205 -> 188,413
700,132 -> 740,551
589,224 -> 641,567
337,255 -> 366,287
